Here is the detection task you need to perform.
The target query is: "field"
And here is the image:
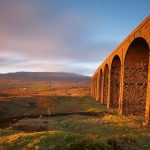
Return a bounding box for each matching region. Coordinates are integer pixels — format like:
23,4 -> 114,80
0,74 -> 150,150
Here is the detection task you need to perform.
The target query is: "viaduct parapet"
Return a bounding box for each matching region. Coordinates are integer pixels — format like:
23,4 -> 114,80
91,15 -> 150,125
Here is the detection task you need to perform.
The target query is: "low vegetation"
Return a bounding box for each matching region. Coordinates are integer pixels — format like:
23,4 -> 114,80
0,98 -> 150,150
0,77 -> 150,150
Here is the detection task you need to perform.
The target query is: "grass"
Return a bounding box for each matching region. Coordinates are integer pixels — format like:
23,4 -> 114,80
0,93 -> 150,149
0,96 -> 101,119
1,112 -> 150,149
0,81 -> 90,98
0,130 -> 111,150
47,96 -> 102,113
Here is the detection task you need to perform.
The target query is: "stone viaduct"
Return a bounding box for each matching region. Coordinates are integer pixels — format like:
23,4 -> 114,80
91,15 -> 150,125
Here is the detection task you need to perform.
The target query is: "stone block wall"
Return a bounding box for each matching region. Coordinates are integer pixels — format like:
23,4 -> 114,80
91,15 -> 150,125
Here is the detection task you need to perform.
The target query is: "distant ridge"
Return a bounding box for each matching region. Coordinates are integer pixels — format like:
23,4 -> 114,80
0,72 -> 91,83
2,71 -> 89,76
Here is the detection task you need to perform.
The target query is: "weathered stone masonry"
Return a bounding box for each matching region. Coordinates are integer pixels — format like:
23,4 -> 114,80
110,56 -> 121,109
91,15 -> 150,125
103,65 -> 109,105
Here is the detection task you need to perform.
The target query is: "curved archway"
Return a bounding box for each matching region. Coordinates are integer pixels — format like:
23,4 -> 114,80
123,37 -> 149,116
95,73 -> 98,100
99,69 -> 103,102
103,64 -> 109,104
110,55 -> 121,109
94,75 -> 97,98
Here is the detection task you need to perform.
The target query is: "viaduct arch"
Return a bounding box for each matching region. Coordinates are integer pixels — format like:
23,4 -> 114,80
103,64 -> 109,105
91,15 -> 150,125
110,55 -> 121,109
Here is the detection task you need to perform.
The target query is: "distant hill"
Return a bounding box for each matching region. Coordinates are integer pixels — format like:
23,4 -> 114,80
0,72 -> 91,83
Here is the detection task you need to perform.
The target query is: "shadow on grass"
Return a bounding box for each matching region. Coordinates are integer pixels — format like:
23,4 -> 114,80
0,96 -> 106,128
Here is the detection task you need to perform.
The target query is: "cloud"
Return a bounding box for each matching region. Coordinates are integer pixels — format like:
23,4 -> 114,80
0,0 -> 148,75
0,1 -> 118,75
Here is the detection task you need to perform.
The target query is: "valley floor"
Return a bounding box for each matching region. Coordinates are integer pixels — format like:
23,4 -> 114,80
0,80 -> 150,150
0,96 -> 150,150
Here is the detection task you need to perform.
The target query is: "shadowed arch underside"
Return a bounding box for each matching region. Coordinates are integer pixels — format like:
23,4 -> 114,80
103,64 -> 109,104
123,37 -> 149,116
99,69 -> 103,102
110,55 -> 121,109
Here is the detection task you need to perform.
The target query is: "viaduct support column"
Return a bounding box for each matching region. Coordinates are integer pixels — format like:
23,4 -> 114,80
107,69 -> 111,109
145,60 -> 150,125
118,49 -> 124,115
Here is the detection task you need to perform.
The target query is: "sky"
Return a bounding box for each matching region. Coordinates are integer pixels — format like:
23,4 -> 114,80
0,0 -> 149,76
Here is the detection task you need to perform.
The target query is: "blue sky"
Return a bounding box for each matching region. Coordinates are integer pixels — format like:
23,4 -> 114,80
0,0 -> 149,75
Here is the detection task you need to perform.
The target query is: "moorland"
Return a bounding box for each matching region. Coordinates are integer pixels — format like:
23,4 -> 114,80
0,72 -> 150,150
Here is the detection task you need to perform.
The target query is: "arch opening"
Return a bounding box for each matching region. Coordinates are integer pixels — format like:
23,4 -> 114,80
110,55 -> 121,109
95,73 -> 98,100
123,37 -> 149,116
103,64 -> 109,104
99,69 -> 103,102
92,77 -> 96,97
94,75 -> 97,98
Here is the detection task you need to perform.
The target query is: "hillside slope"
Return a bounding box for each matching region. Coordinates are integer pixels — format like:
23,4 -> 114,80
0,72 -> 91,83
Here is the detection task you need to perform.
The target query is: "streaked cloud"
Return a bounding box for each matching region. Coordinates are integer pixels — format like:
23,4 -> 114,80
0,0 -> 149,75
